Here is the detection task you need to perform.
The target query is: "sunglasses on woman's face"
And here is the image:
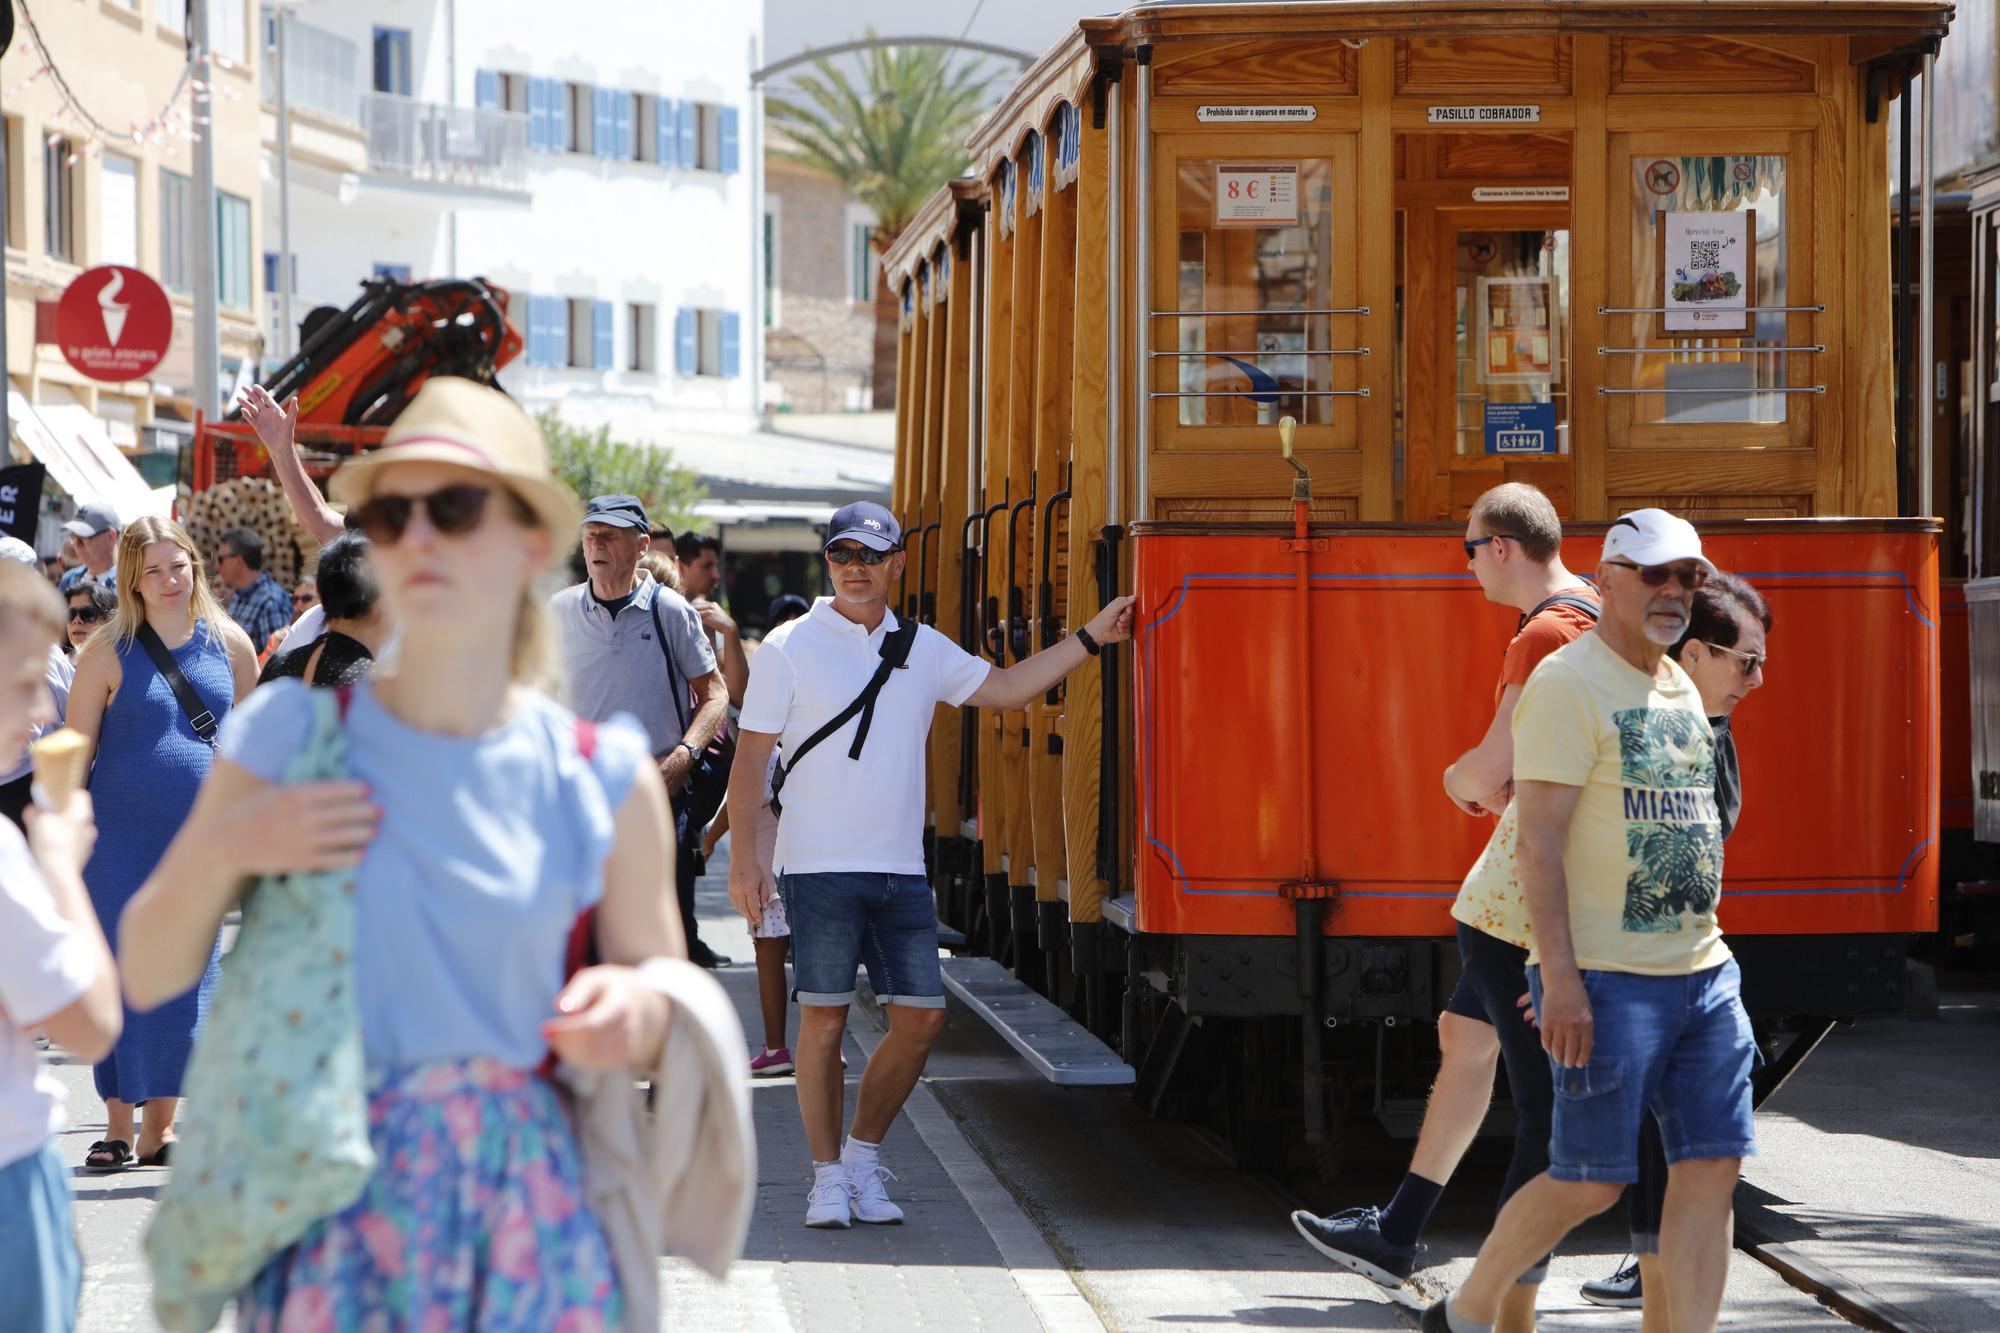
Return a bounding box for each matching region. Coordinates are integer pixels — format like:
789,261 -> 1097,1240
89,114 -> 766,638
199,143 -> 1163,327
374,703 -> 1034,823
824,543 -> 896,566
351,484 -> 494,544
67,606 -> 103,624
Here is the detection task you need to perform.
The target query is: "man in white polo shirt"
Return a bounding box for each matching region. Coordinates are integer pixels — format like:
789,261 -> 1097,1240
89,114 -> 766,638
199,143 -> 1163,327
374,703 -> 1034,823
730,500 -> 1134,1230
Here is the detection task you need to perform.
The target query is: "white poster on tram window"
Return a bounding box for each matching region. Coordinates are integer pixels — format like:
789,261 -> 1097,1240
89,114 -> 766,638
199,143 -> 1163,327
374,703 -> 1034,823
1214,163 -> 1299,227
1663,211 -> 1750,333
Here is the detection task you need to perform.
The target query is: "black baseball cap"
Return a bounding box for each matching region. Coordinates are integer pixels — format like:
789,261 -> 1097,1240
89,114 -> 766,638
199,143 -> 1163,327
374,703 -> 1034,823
582,494 -> 649,530
824,501 -> 900,553
768,593 -> 810,624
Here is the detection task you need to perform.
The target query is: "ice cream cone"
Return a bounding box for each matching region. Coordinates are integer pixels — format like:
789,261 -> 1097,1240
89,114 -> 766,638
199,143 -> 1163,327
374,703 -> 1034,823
30,729 -> 89,809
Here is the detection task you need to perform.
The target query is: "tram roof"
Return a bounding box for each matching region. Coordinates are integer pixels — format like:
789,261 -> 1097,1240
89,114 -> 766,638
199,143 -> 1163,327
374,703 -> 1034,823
882,0 -> 1953,285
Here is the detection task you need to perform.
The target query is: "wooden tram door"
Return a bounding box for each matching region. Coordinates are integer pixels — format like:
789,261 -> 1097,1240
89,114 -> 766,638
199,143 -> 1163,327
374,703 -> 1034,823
1397,133 -> 1574,520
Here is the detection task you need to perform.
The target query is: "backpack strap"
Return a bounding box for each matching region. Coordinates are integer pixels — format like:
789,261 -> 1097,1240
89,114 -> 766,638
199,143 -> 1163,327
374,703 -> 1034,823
1518,590 -> 1601,632
333,684 -> 356,722
540,719 -> 607,1080
574,717 -> 599,762
769,618 -> 920,816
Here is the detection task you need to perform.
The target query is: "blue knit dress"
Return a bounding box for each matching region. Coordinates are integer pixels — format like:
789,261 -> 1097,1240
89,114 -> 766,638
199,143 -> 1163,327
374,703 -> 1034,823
84,620 -> 232,1105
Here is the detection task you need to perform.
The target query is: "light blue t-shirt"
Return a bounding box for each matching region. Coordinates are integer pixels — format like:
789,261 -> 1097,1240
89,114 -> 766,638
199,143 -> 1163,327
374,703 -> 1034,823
217,679 -> 650,1070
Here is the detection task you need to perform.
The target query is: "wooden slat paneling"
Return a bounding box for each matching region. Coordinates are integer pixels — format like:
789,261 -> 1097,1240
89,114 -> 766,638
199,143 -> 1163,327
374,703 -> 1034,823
1153,37 -> 1356,95
1396,35 -> 1571,94
1611,35 -> 1818,94
1434,131 -> 1572,180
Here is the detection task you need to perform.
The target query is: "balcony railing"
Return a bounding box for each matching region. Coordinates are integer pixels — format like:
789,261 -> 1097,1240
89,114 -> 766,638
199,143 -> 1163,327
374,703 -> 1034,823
362,93 -> 530,196
265,8 -> 362,126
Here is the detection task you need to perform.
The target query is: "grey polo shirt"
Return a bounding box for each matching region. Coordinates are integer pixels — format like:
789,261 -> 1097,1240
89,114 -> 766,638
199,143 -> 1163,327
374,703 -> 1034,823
549,570 -> 717,755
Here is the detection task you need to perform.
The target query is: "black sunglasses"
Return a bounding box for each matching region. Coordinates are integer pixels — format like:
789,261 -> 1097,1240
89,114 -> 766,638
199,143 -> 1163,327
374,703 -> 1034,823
1707,642 -> 1766,676
1605,559 -> 1708,590
1463,533 -> 1523,559
825,543 -> 897,566
67,605 -> 104,624
352,484 -> 494,544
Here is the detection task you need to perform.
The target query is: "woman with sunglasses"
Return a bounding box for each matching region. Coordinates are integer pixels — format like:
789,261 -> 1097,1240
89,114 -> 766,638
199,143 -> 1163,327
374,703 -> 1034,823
63,584 -> 115,656
63,517 -> 261,1173
120,377 -> 683,1328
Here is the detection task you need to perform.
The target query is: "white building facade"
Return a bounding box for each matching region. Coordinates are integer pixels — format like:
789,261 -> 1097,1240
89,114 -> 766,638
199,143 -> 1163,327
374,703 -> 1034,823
264,0 -> 761,438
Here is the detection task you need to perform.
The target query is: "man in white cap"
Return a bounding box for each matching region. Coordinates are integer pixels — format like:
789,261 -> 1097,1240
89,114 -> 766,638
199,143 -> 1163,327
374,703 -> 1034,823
730,500 -> 1135,1231
56,503 -> 120,595
1423,510 -> 1755,1333
0,537 -> 72,828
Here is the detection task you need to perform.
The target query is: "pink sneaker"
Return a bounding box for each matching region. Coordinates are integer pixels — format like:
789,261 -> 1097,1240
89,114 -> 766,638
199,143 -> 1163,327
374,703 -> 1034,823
749,1047 -> 795,1077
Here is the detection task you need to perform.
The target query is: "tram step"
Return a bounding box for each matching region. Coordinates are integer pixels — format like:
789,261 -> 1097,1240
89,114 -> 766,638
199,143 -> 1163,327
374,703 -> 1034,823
936,923 -> 967,950
1101,894 -> 1138,932
939,957 -> 1135,1087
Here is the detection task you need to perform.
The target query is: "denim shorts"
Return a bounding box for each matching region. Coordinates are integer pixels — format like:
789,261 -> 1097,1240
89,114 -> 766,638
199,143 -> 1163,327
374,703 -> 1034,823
1526,957 -> 1757,1184
777,871 -> 945,1009
0,1144 -> 81,1333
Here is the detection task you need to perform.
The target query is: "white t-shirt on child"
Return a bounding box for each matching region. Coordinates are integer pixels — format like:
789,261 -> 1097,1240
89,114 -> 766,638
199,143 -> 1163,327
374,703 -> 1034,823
0,818 -> 96,1170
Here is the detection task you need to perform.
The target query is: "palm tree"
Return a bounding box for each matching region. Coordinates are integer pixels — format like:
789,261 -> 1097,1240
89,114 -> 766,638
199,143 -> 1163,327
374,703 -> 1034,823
767,36 -> 993,408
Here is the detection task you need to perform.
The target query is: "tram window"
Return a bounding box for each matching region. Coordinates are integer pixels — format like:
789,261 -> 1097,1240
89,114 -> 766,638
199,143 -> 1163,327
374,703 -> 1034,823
1173,158 -> 1338,427
1455,230 -> 1570,458
1626,154 -> 1789,425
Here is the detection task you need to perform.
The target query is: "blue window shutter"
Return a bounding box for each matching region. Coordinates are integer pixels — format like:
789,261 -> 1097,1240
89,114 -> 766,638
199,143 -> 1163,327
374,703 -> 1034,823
677,101 -> 698,168
527,77 -> 548,150
719,106 -> 740,174
720,311 -> 741,377
594,300 -> 613,369
475,69 -> 499,110
592,87 -> 614,158
616,93 -> 635,160
656,98 -> 675,166
528,296 -> 547,366
551,81 -> 570,152
675,308 -> 697,375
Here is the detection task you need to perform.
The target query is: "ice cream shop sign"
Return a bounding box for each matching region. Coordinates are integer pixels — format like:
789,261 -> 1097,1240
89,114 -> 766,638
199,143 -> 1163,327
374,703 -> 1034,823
54,265 -> 172,382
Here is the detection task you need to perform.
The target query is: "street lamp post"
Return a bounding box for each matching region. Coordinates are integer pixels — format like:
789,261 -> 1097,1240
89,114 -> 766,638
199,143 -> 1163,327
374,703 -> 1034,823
190,0 -> 220,417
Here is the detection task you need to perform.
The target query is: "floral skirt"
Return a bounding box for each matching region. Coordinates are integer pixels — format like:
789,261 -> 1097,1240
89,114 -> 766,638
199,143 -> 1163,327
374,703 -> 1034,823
238,1058 -> 621,1333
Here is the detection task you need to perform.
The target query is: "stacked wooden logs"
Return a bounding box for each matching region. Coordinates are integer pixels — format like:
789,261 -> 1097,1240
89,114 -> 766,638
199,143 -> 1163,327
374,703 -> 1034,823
183,478 -> 320,596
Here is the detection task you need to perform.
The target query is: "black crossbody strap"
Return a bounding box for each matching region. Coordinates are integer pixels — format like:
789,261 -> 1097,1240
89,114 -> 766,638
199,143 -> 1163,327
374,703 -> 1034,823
1518,591 -> 1602,632
770,619 -> 919,815
135,622 -> 219,746
647,591 -> 693,741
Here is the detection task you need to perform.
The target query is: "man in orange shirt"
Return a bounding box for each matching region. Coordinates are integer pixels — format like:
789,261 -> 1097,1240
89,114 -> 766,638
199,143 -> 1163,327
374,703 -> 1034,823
1294,483 -> 1596,1332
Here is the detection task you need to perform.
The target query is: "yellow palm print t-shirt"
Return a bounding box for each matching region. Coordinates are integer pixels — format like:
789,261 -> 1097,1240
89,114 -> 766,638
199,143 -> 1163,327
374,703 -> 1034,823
1505,632 -> 1730,976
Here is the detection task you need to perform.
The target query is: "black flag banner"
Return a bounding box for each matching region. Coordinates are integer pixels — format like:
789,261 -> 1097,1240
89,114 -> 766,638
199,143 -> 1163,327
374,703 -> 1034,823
0,464 -> 46,544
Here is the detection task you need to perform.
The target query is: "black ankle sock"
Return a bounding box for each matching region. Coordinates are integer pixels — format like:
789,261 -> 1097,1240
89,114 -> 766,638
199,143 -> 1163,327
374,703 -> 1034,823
1378,1171 -> 1445,1248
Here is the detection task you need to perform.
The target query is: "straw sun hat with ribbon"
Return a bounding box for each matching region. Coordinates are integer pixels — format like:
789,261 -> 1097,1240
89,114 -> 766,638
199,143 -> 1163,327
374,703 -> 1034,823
328,377 -> 582,557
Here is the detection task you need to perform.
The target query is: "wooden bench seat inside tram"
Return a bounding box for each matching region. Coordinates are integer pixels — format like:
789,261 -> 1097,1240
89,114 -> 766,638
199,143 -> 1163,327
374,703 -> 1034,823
939,957 -> 1136,1086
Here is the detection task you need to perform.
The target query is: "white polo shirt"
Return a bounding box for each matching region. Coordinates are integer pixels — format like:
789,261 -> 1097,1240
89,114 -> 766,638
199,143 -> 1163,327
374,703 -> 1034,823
739,597 -> 990,876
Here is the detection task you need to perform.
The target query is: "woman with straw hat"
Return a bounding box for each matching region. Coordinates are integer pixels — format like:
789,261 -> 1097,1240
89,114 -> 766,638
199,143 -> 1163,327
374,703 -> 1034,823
119,377 -> 685,1328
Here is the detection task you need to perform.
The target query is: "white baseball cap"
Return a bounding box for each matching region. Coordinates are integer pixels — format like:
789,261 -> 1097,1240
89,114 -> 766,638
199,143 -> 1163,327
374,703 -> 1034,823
1601,509 -> 1717,575
0,537 -> 35,566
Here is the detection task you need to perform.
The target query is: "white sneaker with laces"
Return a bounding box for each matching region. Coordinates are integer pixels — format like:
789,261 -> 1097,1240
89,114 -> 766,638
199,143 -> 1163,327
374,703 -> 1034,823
805,1173 -> 854,1229
846,1161 -> 904,1224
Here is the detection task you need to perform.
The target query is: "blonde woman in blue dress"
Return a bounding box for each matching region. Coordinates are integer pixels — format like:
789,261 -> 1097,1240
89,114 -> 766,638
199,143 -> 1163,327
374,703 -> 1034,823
120,378 -> 685,1330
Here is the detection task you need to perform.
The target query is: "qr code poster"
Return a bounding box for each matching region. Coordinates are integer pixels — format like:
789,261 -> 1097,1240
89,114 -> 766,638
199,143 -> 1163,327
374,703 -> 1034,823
1662,211 -> 1751,334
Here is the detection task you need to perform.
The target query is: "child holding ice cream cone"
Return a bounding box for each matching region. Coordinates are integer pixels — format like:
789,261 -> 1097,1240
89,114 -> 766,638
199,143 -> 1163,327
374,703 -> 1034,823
0,560 -> 123,1332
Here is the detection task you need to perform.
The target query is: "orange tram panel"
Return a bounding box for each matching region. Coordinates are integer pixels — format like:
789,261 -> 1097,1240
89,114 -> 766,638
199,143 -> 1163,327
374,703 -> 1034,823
1131,521 -> 1941,942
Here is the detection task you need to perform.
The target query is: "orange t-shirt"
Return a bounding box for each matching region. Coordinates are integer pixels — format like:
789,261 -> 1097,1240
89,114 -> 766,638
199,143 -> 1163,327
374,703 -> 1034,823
1494,588 -> 1601,704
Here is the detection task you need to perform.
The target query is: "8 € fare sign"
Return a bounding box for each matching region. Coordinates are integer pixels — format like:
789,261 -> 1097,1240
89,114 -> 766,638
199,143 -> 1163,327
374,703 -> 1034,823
56,265 -> 173,382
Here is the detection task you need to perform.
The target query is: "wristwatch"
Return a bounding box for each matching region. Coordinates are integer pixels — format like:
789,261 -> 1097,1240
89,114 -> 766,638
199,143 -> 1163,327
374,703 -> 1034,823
679,740 -> 703,763
1075,626 -> 1102,656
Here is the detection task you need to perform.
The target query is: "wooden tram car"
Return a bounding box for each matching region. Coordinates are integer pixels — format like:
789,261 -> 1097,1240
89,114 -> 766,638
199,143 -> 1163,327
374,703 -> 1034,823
881,1 -> 1951,1171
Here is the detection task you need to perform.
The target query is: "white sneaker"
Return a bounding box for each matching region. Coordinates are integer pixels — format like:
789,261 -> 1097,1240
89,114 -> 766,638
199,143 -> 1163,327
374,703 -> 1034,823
805,1174 -> 853,1229
845,1161 -> 904,1225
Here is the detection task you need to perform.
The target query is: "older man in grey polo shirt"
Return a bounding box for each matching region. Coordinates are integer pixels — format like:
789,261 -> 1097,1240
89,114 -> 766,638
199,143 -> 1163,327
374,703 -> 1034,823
550,493 -> 732,968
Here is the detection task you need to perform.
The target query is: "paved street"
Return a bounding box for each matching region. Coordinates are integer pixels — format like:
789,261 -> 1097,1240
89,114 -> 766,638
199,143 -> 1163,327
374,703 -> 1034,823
54,862 -> 2000,1331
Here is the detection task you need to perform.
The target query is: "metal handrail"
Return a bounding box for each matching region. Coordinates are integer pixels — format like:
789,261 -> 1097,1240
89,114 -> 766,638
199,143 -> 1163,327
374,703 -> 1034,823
1595,304 -> 1823,315
1150,307 -> 1371,317
1149,388 -> 1369,399
1597,385 -> 1825,395
1150,347 -> 1370,358
1597,345 -> 1824,355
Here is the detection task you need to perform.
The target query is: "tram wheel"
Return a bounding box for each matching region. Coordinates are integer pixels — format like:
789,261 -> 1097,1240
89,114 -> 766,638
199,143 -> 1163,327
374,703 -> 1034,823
1224,1022 -> 1287,1174
1294,1068 -> 1351,1185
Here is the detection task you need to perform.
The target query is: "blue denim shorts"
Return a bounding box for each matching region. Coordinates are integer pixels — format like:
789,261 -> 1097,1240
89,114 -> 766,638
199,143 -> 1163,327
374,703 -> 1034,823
777,872 -> 945,1009
0,1144 -> 81,1333
1526,957 -> 1758,1184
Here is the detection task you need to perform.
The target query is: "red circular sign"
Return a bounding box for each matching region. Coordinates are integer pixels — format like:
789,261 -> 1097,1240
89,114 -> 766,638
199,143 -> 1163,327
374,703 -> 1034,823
1644,159 -> 1681,196
56,265 -> 173,382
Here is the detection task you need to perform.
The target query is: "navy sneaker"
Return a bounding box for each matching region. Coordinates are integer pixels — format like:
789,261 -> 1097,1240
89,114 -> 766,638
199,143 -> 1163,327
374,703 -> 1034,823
1290,1206 -> 1422,1287
1580,1255 -> 1644,1308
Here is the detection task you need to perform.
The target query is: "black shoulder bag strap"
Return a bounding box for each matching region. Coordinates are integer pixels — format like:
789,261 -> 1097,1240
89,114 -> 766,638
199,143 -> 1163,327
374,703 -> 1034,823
1518,590 -> 1602,632
647,590 -> 694,743
135,622 -> 219,747
769,619 -> 920,818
